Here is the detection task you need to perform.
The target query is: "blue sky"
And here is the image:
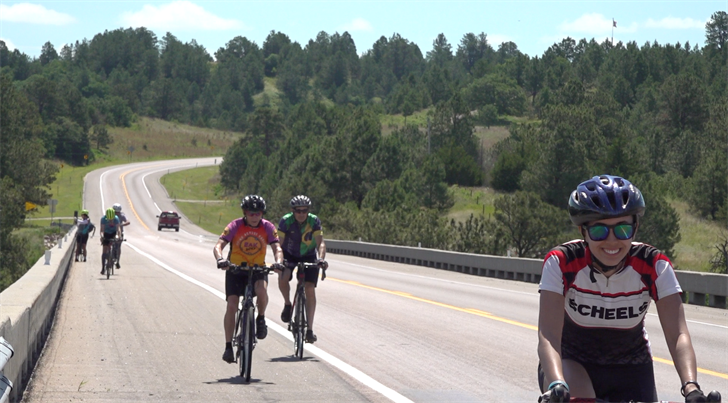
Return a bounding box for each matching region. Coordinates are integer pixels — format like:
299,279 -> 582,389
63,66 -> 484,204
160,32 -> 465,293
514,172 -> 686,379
1,1 -> 725,59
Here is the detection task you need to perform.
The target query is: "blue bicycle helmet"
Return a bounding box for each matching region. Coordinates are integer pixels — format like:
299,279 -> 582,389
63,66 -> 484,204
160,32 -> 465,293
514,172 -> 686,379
568,175 -> 645,226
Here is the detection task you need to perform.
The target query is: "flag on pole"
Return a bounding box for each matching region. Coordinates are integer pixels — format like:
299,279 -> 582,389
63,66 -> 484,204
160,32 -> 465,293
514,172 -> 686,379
613,19 -> 617,28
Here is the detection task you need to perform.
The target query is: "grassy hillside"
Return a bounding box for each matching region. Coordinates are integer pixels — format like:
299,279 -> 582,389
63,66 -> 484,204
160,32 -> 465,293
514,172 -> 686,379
24,117 -> 239,224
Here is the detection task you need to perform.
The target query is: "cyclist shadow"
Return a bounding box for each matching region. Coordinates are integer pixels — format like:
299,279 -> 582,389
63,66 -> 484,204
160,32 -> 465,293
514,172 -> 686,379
209,376 -> 274,385
269,356 -> 319,363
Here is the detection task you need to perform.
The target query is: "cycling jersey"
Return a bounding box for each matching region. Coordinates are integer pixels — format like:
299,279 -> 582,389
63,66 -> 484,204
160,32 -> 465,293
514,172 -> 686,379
277,212 -> 322,259
539,240 -> 682,366
117,212 -> 128,231
77,218 -> 94,235
100,216 -> 121,234
220,218 -> 279,266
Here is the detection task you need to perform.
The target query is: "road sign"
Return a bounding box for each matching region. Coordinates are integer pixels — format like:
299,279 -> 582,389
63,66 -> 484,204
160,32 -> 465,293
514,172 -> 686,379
47,199 -> 58,206
25,201 -> 37,211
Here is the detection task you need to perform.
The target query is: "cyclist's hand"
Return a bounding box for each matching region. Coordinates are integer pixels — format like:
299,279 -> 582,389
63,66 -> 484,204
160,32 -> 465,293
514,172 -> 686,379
685,389 -> 707,403
217,259 -> 230,269
539,382 -> 570,403
271,262 -> 285,272
317,259 -> 328,270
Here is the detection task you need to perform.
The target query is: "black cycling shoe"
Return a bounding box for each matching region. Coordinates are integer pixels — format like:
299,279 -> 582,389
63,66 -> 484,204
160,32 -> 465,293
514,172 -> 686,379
116,262 -> 120,269
256,316 -> 268,339
305,329 -> 317,343
222,347 -> 234,363
100,268 -> 105,275
280,304 -> 292,322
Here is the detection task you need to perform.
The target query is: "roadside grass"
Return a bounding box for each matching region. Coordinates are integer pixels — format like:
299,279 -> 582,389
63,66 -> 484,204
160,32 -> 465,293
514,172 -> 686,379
163,166 -> 225,201
162,166 -> 239,235
670,199 -> 723,272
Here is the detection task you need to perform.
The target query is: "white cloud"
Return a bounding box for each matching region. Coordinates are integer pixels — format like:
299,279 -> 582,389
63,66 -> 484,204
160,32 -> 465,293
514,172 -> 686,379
558,13 -> 637,36
339,17 -> 373,32
645,17 -> 706,29
1,38 -> 17,51
0,3 -> 75,25
120,1 -> 243,31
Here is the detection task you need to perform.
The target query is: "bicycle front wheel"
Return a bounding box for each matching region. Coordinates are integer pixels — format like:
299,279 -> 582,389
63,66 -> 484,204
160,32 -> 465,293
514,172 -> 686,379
293,289 -> 306,359
106,254 -> 112,279
240,306 -> 255,382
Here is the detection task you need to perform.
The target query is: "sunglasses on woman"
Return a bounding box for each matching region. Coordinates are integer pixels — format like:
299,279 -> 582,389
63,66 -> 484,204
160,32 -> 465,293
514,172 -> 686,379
584,222 -> 636,241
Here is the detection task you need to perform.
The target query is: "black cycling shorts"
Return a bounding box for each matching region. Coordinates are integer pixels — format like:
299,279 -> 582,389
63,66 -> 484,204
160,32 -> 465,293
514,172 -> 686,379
283,254 -> 320,286
537,361 -> 657,402
101,232 -> 116,246
225,269 -> 267,300
76,233 -> 89,245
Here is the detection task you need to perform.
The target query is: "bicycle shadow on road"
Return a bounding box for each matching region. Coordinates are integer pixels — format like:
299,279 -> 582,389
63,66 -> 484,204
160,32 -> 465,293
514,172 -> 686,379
207,376 -> 275,385
269,355 -> 319,363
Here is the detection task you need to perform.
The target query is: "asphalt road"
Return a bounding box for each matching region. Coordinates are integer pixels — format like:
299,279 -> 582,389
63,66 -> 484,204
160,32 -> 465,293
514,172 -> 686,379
20,158 -> 728,403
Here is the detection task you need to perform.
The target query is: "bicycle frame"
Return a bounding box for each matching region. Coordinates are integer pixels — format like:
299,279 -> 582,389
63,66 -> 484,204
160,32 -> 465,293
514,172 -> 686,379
228,264 -> 270,382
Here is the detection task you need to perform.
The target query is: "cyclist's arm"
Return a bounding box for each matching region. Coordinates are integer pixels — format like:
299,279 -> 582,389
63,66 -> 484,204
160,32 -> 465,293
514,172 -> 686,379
213,238 -> 229,261
656,293 -> 700,395
315,233 -> 326,260
537,290 -> 566,391
270,242 -> 284,264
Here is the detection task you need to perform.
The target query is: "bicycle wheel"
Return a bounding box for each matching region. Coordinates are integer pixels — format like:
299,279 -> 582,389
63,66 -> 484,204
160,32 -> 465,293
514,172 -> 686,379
293,287 -> 306,359
106,256 -> 111,279
240,306 -> 255,382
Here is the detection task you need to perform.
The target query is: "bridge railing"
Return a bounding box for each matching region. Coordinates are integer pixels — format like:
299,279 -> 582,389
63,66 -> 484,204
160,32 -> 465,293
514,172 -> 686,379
326,239 -> 728,309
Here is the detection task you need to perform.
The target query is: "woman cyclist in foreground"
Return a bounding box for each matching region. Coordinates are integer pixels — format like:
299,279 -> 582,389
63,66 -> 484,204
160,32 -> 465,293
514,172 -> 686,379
537,175 -> 710,403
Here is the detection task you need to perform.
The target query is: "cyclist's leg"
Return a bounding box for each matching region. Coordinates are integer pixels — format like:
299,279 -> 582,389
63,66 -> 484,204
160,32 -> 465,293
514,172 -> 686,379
303,258 -> 320,342
116,231 -> 123,265
561,359 -> 596,399
254,276 -> 269,317
279,258 -> 295,321
584,361 -> 656,402
254,274 -> 269,339
278,265 -> 293,305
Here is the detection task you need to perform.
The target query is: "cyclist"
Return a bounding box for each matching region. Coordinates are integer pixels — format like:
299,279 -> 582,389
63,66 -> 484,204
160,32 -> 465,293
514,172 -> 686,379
537,175 -> 707,403
213,195 -> 284,364
99,208 -> 121,275
276,195 -> 327,344
112,203 -> 130,269
75,209 -> 95,262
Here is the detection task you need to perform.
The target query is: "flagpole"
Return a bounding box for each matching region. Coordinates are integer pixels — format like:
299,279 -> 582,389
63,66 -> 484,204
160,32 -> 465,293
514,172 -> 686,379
612,18 -> 614,45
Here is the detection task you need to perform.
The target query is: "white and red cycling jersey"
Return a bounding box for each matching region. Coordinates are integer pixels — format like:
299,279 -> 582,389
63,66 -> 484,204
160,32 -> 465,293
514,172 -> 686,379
539,240 -> 682,366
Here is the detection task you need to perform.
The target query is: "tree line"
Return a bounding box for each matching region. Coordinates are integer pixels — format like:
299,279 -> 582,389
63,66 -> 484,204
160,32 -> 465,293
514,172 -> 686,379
1,11 -> 727,289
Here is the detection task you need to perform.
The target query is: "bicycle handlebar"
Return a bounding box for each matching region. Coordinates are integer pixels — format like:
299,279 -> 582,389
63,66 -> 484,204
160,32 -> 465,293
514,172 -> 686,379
223,263 -> 273,275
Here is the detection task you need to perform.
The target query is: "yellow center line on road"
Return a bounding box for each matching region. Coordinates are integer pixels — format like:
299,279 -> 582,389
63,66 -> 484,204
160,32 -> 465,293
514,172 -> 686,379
328,277 -> 728,380
120,167 -> 159,232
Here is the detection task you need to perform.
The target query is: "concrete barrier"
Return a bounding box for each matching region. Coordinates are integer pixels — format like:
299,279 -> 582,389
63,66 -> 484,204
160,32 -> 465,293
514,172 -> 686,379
327,239 -> 728,309
0,227 -> 76,402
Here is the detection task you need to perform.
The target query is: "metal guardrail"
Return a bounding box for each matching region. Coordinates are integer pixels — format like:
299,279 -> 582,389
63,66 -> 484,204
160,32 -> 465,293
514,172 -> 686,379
327,240 -> 728,309
0,337 -> 13,403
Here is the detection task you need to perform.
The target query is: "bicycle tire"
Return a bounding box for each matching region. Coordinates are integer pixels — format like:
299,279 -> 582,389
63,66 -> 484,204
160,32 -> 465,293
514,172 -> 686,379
294,287 -> 306,359
106,253 -> 112,279
240,306 -> 255,382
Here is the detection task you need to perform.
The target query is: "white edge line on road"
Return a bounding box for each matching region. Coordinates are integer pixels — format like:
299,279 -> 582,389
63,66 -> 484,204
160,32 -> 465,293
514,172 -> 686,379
335,261 -> 728,329
125,242 -> 414,403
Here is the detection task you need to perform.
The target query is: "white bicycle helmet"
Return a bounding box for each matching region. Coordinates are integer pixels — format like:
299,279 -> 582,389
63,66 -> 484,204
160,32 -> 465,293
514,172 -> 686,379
112,203 -> 122,212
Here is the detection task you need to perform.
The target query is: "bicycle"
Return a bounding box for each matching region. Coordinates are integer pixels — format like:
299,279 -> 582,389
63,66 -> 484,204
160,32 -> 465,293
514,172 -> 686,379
225,263 -> 271,382
104,237 -> 123,279
541,384 -> 722,403
289,261 -> 326,360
